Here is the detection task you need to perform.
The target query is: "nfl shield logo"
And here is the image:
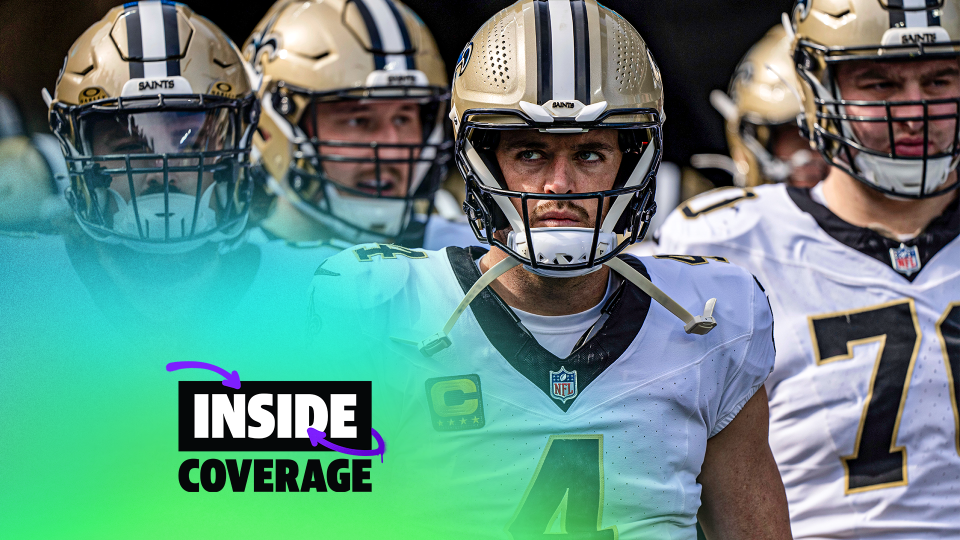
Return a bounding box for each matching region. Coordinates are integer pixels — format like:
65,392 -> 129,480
550,367 -> 578,404
889,243 -> 922,276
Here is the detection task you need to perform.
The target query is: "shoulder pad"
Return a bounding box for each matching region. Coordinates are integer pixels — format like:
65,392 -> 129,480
309,243 -> 432,311
641,253 -> 763,339
658,185 -> 780,247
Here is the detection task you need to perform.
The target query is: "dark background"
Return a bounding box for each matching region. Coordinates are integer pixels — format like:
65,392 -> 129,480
0,0 -> 793,177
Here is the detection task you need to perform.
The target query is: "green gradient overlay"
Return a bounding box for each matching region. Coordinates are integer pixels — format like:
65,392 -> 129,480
0,279 -> 444,539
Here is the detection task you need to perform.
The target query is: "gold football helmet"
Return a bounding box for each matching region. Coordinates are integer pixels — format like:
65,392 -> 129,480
452,0 -> 663,276
245,0 -> 451,245
708,25 -> 825,187
46,1 -> 258,253
792,0 -> 960,198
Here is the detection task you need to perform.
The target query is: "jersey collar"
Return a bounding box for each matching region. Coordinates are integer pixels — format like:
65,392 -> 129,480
787,186 -> 960,283
445,246 -> 652,412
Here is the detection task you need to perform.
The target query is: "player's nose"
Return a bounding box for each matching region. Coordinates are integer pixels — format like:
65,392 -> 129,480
542,157 -> 576,194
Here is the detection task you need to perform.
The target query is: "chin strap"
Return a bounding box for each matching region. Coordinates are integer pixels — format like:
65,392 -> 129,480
392,257 -> 522,356
398,256 -> 718,358
604,257 -> 717,335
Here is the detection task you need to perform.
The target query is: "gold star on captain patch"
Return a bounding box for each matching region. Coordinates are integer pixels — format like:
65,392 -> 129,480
438,420 -> 444,427
448,419 -> 455,426
473,416 -> 480,424
460,418 -> 467,425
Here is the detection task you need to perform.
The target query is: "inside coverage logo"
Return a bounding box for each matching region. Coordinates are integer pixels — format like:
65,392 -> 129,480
176,379 -> 377,493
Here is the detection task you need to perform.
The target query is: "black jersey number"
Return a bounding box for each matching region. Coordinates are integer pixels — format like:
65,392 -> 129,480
809,299 -> 960,493
506,435 -> 617,539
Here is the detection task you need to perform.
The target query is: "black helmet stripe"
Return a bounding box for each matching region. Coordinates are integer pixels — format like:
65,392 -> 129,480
571,0 -> 590,104
384,0 -> 416,69
125,5 -> 145,79
887,0 -> 942,28
534,0 -> 553,104
161,1 -> 181,76
350,0 -> 415,71
534,1 -> 592,105
123,1 -> 181,79
928,0 -> 943,26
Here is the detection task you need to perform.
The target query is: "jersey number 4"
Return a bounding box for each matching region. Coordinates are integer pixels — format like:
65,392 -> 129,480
506,435 -> 618,539
809,299 -> 960,494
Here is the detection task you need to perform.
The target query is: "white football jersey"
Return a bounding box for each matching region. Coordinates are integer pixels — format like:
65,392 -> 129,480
657,184 -> 960,539
309,244 -> 775,539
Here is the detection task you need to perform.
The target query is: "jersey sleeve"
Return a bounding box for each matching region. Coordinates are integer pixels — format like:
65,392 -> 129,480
710,276 -> 776,437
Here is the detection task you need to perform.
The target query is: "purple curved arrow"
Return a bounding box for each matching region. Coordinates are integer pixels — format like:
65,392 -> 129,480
166,361 -> 241,389
307,428 -> 386,463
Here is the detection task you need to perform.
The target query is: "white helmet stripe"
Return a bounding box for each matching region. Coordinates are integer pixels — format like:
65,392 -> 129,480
139,1 -> 171,78
888,0 -> 941,28
905,0 -> 933,27
548,0 -> 576,101
355,0 -> 412,70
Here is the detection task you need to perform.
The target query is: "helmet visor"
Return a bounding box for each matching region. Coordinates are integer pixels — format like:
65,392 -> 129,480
68,108 -> 249,247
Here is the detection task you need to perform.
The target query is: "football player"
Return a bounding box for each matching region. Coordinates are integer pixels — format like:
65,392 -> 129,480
696,25 -> 829,189
308,1 -> 791,538
0,2 -> 318,351
244,0 -> 476,252
657,1 -> 960,537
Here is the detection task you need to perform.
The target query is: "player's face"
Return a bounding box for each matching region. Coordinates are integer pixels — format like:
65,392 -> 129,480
88,111 -> 230,201
770,124 -> 829,188
304,100 -> 423,197
836,58 -> 960,158
495,129 -> 622,229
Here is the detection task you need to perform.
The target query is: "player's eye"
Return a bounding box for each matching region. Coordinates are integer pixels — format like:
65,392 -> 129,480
345,116 -> 371,129
861,79 -> 897,93
113,139 -> 150,154
578,151 -> 603,163
518,150 -> 544,161
393,114 -> 416,127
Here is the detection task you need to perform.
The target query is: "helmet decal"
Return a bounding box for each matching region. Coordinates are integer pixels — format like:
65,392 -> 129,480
348,0 -> 415,70
533,0 -> 592,105
120,1 -> 185,79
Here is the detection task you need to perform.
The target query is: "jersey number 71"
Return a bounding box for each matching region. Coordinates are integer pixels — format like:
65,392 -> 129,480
809,299 -> 960,494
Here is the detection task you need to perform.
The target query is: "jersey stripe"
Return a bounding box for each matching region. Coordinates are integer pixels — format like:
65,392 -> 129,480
534,1 -> 553,104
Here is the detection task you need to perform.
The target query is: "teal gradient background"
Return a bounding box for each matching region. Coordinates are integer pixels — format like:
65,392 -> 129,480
0,298 -> 438,538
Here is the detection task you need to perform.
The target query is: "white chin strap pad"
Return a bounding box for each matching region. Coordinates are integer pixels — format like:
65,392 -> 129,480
322,183 -> 408,241
508,227 -> 615,277
854,153 -> 955,197
111,185 -> 217,240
